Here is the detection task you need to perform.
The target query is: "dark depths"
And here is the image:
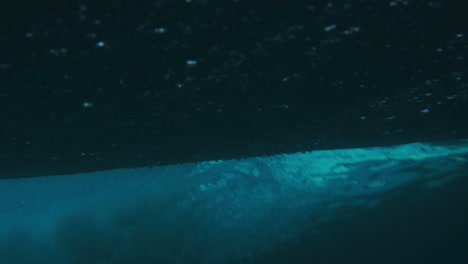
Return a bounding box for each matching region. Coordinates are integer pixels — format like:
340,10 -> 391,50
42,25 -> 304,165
0,0 -> 467,178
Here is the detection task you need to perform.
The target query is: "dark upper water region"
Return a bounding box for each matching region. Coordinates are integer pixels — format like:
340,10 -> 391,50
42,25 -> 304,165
0,0 -> 467,178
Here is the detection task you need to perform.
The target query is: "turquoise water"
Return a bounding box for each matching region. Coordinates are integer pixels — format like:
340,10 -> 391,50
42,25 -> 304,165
1,140 -> 467,263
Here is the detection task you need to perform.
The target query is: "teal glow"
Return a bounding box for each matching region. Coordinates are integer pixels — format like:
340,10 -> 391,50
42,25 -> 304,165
0,140 -> 467,263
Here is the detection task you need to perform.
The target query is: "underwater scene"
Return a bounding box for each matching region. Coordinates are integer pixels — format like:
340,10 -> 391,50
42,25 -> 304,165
1,0 -> 467,263
1,140 -> 468,263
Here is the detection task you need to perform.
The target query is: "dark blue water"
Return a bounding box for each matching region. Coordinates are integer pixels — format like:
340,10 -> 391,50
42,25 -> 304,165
1,1 -> 467,263
1,141 -> 467,263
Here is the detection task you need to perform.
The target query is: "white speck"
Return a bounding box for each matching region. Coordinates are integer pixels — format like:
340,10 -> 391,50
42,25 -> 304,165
25,32 -> 34,38
86,33 -> 97,38
324,24 -> 336,32
82,101 -> 94,108
386,116 -> 396,120
360,116 -> 367,120
153,27 -> 167,33
343,26 -> 361,35
186,60 -> 197,66
95,41 -> 106,47
49,48 -> 68,56
420,108 -> 430,113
